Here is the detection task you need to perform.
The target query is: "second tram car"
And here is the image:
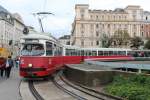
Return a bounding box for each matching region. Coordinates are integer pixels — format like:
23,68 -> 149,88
20,31 -> 147,78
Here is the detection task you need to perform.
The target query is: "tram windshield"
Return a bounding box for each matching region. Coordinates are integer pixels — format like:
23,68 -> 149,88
21,44 -> 45,56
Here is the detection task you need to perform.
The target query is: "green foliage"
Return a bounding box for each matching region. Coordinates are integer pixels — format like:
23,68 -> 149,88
144,39 -> 150,49
111,30 -> 130,46
105,74 -> 150,100
101,33 -> 111,48
130,37 -> 144,49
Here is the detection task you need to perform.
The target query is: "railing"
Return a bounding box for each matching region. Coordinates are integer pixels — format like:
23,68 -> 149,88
85,60 -> 150,73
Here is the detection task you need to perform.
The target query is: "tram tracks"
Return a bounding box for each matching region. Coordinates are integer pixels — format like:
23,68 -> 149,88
20,71 -> 123,100
52,71 -> 123,100
28,80 -> 44,100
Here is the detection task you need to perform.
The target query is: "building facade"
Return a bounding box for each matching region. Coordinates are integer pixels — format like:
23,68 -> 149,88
0,5 -> 25,57
59,35 -> 71,45
71,4 -> 150,48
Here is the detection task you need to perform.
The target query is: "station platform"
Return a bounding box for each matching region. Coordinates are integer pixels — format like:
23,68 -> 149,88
64,63 -> 136,87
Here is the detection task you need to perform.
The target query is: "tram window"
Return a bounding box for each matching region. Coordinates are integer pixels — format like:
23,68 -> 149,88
118,51 -> 126,55
65,49 -> 69,56
147,52 -> 150,57
113,51 -> 118,55
109,51 -> 113,56
98,51 -> 103,56
81,50 -> 84,56
58,47 -> 61,56
127,51 -> 132,56
89,51 -> 92,56
104,51 -> 109,56
21,44 -> 44,56
78,50 -> 81,56
46,42 -> 53,56
92,51 -> 97,56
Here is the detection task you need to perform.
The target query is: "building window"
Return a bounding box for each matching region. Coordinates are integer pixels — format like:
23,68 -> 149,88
125,25 -> 128,29
90,15 -> 93,19
91,42 -> 93,46
102,24 -> 104,28
119,16 -> 121,20
141,32 -> 144,37
66,41 -> 70,45
146,32 -> 148,37
96,31 -> 99,36
114,16 -> 115,20
81,14 -> 84,19
81,24 -> 84,29
96,41 -> 99,45
81,30 -> 84,36
81,40 -> 84,46
114,24 -> 116,28
146,16 -> 148,20
125,16 -> 127,20
80,9 -> 85,13
108,24 -> 110,28
96,15 -> 98,20
119,24 -> 121,28
134,32 -> 136,36
108,16 -> 110,20
96,24 -> 99,28
102,15 -> 104,20
133,15 -> 136,20
134,25 -> 136,29
141,25 -> 144,29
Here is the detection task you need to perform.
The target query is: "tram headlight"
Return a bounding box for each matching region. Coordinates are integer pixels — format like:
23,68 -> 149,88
28,64 -> 32,67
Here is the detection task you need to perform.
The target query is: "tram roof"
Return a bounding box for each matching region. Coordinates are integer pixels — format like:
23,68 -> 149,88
81,48 -> 132,51
21,31 -> 58,42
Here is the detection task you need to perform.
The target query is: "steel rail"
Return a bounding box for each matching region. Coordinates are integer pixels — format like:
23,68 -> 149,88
60,75 -> 105,100
61,74 -> 123,100
28,81 -> 44,100
52,75 -> 87,100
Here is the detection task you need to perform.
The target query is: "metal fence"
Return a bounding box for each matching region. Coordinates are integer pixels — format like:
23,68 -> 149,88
85,60 -> 150,71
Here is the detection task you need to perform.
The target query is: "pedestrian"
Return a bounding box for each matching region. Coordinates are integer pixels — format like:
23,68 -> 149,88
15,58 -> 19,68
0,57 -> 6,77
5,56 -> 14,78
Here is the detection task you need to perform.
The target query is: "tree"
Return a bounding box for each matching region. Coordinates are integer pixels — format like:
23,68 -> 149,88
111,30 -> 130,47
130,36 -> 144,49
144,39 -> 150,49
101,33 -> 111,48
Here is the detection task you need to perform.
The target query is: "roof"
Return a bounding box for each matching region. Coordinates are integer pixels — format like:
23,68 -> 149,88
0,5 -> 9,13
81,48 -> 132,51
59,35 -> 70,39
21,31 -> 58,43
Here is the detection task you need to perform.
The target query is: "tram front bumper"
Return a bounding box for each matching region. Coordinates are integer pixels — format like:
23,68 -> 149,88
20,67 -> 49,77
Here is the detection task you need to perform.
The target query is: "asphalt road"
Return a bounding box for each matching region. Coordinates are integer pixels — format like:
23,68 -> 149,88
0,68 -> 21,100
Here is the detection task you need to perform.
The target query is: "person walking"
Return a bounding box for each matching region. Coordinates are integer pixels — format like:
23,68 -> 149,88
0,57 -> 6,77
5,56 -> 14,78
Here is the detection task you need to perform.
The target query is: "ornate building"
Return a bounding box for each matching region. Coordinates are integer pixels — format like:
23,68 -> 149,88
71,4 -> 150,48
0,5 -> 25,57
59,35 -> 70,45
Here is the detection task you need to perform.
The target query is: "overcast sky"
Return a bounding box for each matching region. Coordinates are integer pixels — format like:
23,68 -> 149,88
0,0 -> 150,38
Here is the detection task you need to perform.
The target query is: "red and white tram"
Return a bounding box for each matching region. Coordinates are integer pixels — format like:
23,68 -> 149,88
19,32 -> 140,78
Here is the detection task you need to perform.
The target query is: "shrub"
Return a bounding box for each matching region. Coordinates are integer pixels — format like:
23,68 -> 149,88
105,74 -> 150,100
